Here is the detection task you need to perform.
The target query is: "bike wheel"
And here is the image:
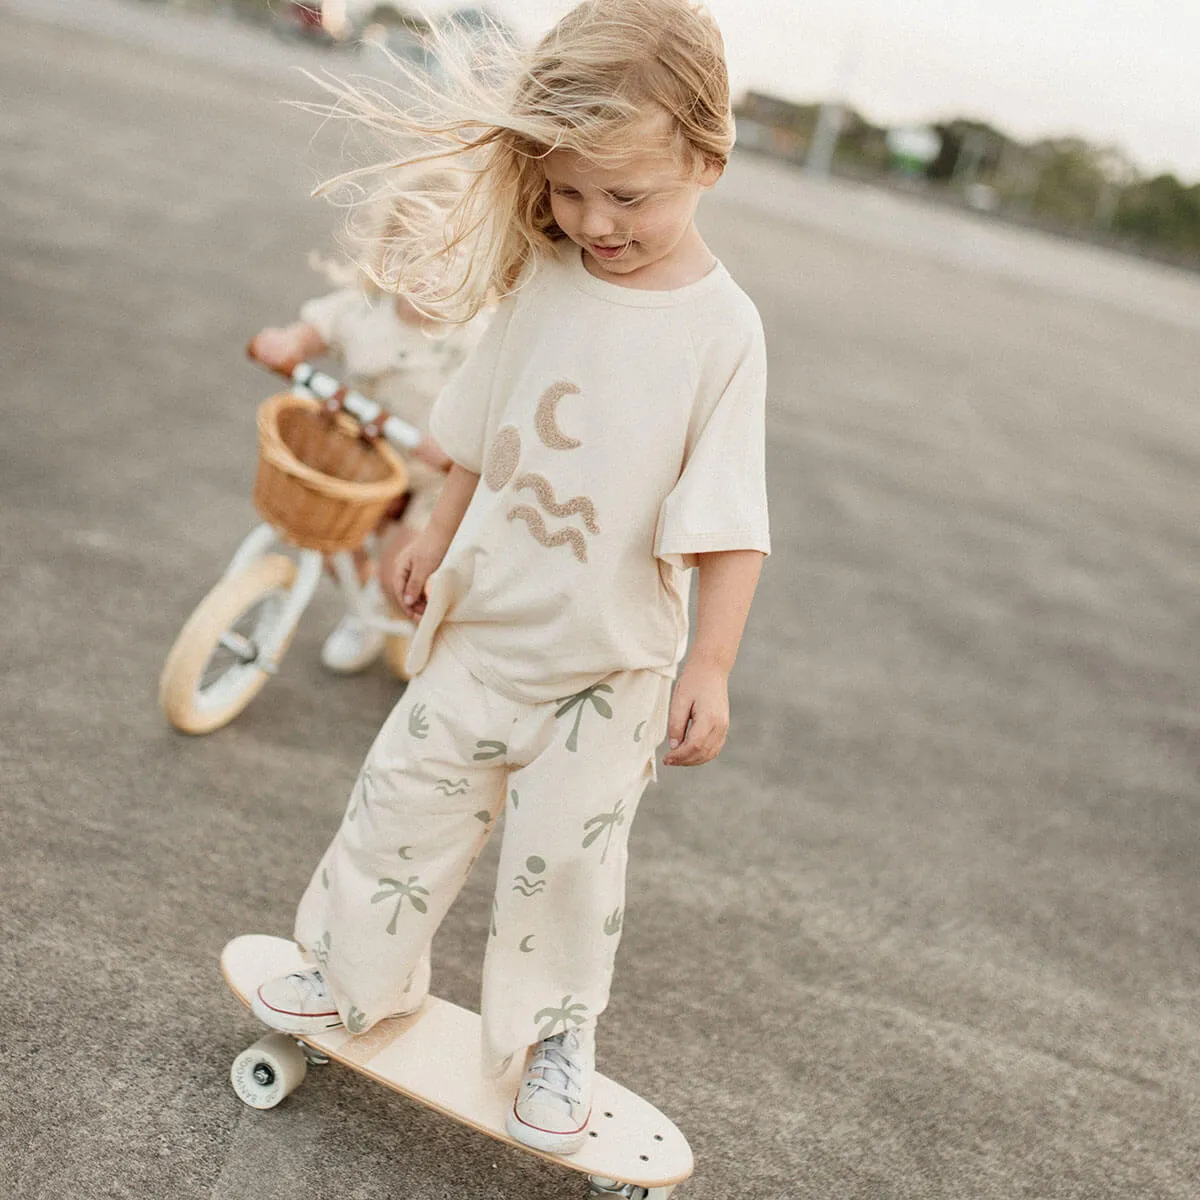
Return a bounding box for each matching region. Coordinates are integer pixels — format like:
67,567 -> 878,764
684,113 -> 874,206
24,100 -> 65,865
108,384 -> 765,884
160,554 -> 299,735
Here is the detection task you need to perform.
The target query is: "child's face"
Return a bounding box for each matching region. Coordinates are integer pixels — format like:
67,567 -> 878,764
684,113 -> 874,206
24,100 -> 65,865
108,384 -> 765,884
543,117 -> 721,285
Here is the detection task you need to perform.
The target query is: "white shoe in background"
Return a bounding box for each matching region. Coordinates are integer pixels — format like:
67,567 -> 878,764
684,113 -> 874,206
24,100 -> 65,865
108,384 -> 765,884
321,578 -> 386,674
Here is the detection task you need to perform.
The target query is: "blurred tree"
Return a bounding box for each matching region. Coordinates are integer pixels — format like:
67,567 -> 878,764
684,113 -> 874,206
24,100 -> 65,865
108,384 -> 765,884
1114,175 -> 1200,258
1024,138 -> 1110,228
733,89 -> 1200,262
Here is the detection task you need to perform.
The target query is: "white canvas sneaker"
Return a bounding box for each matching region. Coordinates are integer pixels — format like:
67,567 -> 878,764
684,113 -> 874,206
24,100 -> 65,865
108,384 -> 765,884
321,579 -> 386,674
250,968 -> 344,1035
250,954 -> 431,1036
506,1022 -> 596,1155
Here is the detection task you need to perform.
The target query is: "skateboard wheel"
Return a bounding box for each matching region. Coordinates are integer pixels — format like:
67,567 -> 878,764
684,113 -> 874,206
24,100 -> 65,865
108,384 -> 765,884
230,1032 -> 309,1109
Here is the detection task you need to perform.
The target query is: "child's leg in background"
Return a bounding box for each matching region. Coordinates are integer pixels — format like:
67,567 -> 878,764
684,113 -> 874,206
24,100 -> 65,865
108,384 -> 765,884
294,643 -> 519,1033
479,669 -> 672,1074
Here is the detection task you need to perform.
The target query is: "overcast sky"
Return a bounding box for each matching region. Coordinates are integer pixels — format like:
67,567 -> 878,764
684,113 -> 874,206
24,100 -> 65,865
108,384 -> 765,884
470,0 -> 1199,179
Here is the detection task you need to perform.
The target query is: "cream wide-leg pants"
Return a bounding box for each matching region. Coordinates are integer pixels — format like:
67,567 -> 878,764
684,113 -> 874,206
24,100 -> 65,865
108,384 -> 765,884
294,639 -> 671,1076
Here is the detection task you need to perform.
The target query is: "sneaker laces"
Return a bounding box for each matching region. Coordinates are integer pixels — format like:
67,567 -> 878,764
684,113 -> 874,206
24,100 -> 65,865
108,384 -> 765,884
287,969 -> 329,1003
525,1030 -> 586,1107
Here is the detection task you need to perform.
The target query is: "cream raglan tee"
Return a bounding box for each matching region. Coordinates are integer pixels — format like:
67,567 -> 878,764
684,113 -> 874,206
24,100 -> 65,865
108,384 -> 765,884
405,244 -> 770,705
299,286 -> 485,427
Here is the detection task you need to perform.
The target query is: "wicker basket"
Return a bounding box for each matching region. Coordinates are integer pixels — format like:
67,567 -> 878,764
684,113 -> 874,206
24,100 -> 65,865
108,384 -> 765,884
252,391 -> 408,553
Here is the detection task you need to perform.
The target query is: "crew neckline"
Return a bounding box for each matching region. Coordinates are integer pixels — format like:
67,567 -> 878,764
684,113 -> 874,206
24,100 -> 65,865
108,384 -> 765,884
562,244 -> 727,308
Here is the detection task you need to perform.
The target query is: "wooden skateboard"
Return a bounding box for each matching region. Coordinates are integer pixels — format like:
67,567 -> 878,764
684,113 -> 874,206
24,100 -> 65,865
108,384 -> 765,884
221,936 -> 692,1199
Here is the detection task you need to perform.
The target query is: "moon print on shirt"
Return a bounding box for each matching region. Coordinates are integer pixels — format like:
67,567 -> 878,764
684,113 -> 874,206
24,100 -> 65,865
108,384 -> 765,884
480,380 -> 599,563
534,381 -> 583,449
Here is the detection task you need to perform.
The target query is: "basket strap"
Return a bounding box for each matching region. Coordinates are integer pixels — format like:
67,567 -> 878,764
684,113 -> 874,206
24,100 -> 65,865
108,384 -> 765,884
320,385 -> 393,445
321,385 -> 350,419
359,403 -> 394,443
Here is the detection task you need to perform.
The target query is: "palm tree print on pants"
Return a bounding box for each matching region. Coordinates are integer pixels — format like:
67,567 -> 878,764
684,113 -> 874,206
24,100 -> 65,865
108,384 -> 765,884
371,875 -> 430,934
582,798 -> 626,864
555,683 -> 614,751
534,995 -> 590,1039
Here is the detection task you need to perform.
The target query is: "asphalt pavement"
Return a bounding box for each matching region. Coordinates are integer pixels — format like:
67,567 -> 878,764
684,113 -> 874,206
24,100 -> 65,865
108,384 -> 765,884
3,4 -> 1200,1198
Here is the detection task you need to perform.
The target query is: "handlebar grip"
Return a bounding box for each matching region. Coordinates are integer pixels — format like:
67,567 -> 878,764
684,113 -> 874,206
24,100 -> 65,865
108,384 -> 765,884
246,337 -> 448,471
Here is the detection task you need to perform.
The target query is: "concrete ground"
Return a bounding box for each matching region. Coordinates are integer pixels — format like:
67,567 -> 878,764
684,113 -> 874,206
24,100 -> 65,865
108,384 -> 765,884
3,3 -> 1200,1197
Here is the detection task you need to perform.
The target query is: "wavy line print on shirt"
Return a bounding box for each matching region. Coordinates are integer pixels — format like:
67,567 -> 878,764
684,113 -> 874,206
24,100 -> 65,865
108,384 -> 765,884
434,777 -> 470,796
507,506 -> 590,563
371,875 -> 431,933
555,683 -> 615,751
513,473 -> 600,534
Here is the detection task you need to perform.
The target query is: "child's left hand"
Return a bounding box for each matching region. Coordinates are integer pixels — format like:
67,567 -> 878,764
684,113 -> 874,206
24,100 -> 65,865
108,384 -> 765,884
663,659 -> 730,767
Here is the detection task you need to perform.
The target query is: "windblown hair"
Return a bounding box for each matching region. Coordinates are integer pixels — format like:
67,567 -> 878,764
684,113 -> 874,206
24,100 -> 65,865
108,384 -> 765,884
304,0 -> 733,323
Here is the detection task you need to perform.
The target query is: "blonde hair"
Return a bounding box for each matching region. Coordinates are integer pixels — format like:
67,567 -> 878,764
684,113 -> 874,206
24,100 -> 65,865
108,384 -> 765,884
306,0 -> 732,322
308,165 -> 463,293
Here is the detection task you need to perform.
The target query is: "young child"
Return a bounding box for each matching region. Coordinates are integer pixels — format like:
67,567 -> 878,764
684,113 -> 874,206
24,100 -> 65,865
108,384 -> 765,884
252,190 -> 485,674
249,0 -> 770,1154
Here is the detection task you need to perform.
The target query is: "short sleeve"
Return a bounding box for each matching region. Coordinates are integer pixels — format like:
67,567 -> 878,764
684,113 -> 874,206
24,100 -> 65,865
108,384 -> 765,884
298,287 -> 361,347
654,323 -> 771,571
428,298 -> 516,474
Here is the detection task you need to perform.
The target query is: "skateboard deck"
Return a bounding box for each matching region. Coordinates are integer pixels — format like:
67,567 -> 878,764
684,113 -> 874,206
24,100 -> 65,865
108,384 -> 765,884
221,935 -> 692,1197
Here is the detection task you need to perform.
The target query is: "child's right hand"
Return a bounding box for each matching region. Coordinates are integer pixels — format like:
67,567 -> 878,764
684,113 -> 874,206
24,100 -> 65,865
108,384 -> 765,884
249,322 -> 325,374
388,531 -> 449,619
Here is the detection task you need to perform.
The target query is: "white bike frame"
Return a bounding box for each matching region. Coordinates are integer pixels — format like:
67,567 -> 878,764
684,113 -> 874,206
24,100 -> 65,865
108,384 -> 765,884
218,362 -> 421,674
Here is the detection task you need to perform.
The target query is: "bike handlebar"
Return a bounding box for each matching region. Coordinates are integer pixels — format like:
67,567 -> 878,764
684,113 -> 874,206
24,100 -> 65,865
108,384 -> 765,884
247,338 -> 448,466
